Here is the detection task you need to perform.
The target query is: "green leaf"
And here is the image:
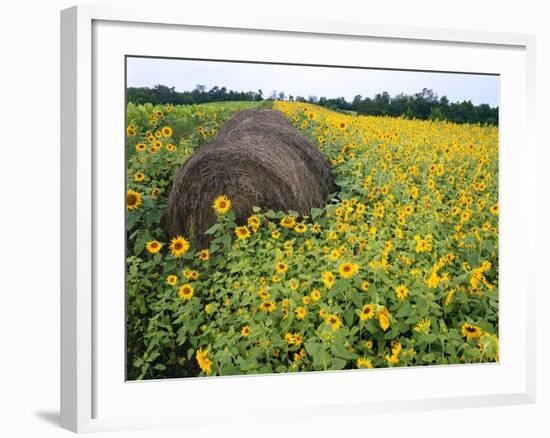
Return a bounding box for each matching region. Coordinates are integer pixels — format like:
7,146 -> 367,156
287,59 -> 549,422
220,365 -> 241,376
405,314 -> 420,324
163,258 -> 177,272
205,223 -> 221,235
331,343 -> 356,360
350,291 -> 363,308
343,309 -> 355,326
467,252 -> 480,268
329,358 -> 347,370
222,234 -> 231,249
127,212 -> 140,231
422,353 -> 436,363
329,279 -> 349,298
396,302 -> 412,318
304,341 -> 321,357
312,347 -> 330,368
311,208 -> 323,219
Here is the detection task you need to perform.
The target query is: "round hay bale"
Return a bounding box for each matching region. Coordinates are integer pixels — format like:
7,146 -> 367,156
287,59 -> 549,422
215,108 -> 289,137
165,109 -> 336,246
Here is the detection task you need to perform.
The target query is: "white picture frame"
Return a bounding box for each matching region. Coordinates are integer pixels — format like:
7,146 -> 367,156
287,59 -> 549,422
60,4 -> 536,433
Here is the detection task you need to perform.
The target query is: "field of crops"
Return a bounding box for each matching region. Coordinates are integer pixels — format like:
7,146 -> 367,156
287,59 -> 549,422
126,99 -> 499,380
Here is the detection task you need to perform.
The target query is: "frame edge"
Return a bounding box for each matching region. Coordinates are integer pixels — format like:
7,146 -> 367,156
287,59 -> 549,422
61,3 -> 537,432
61,5 -> 94,433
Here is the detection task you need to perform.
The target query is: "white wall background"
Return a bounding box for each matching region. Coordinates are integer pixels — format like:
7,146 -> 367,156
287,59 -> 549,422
0,1 -> 546,437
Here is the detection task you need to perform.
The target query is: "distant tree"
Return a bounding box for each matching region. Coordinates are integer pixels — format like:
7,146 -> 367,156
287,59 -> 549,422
429,107 -> 446,121
126,85 -> 498,125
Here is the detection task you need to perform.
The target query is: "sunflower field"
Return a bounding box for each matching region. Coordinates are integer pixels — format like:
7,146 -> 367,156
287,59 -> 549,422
126,99 -> 499,380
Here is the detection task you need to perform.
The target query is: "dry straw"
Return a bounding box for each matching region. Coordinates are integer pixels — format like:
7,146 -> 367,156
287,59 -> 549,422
165,109 -> 336,246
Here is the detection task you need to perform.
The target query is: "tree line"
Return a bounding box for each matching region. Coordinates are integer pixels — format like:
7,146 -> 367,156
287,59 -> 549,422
127,84 -> 498,125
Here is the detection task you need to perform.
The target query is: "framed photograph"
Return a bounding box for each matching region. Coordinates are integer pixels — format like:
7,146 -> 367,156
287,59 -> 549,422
61,5 -> 536,433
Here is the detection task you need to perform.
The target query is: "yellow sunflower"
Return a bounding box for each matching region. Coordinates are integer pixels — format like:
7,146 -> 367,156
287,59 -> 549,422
280,216 -> 296,229
198,249 -> 209,261
356,357 -> 373,369
338,262 -> 359,279
235,226 -> 251,240
151,187 -> 161,197
166,275 -> 178,286
395,285 -> 409,300
178,283 -> 194,300
247,215 -> 260,231
360,304 -> 375,321
414,318 -> 431,334
377,308 -> 391,331
327,315 -> 341,331
294,306 -> 306,320
241,326 -> 251,337
275,261 -> 288,274
196,348 -> 213,374
161,126 -> 173,137
169,235 -> 190,257
145,240 -> 162,254
310,289 -> 321,301
461,323 -> 482,340
212,195 -> 231,214
126,190 -> 142,210
321,271 -> 335,289
259,300 -> 276,313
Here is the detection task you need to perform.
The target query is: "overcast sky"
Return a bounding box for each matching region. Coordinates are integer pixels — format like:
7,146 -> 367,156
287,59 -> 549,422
126,57 -> 499,107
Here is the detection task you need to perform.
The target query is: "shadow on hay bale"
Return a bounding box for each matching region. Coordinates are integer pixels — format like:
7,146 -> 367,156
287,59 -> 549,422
165,109 -> 336,247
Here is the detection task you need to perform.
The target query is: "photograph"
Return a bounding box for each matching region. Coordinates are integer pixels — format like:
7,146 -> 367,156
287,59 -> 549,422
125,57 -> 500,380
